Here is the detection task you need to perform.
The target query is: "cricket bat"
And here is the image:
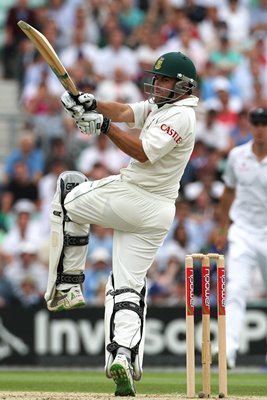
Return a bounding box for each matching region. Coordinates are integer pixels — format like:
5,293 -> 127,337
17,20 -> 79,96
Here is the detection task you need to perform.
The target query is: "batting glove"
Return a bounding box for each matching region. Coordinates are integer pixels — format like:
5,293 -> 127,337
77,93 -> 97,111
61,91 -> 97,119
76,111 -> 111,135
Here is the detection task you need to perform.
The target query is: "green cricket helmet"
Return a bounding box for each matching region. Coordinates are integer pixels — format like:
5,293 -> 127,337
144,51 -> 197,104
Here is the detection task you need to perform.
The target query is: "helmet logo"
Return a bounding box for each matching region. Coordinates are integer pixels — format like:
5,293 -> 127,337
154,57 -> 164,70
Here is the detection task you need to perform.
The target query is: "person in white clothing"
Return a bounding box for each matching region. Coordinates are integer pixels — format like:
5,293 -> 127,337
215,107 -> 267,368
45,51 -> 198,396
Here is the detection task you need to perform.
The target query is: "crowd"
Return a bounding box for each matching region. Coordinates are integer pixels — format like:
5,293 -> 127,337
0,0 -> 267,308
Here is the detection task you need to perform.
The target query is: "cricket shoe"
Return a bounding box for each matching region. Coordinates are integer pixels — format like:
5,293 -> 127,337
48,285 -> 85,312
110,354 -> 136,396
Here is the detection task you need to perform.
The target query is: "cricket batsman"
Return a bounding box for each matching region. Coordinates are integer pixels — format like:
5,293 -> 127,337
44,51 -> 199,396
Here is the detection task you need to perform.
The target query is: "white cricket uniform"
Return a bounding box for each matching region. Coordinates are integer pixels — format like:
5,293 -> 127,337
63,96 -> 198,350
222,140 -> 267,356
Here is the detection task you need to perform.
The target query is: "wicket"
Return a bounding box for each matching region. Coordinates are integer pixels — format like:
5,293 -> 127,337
185,253 -> 227,398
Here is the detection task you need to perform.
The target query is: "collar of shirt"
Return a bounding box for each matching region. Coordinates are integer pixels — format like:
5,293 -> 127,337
150,95 -> 199,113
244,140 -> 267,163
173,95 -> 199,107
163,95 -> 199,109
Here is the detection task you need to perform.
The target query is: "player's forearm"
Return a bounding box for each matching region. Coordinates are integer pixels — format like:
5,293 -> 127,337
106,124 -> 148,163
218,186 -> 235,229
96,101 -> 134,123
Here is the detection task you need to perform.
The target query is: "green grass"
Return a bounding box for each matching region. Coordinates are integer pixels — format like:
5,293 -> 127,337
0,370 -> 266,397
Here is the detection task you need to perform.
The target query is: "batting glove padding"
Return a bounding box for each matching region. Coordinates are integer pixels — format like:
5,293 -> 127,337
61,91 -> 97,119
76,112 -> 111,135
77,93 -> 97,111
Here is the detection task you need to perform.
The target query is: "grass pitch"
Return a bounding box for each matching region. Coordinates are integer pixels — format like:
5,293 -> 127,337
0,369 -> 266,398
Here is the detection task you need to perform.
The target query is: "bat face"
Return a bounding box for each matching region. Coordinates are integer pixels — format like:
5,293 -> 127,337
17,20 -> 78,96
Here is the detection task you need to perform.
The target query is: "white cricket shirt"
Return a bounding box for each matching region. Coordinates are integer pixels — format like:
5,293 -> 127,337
121,96 -> 199,201
223,140 -> 267,232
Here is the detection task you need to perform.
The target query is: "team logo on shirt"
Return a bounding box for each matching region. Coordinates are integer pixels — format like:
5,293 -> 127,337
161,124 -> 183,144
154,57 -> 164,70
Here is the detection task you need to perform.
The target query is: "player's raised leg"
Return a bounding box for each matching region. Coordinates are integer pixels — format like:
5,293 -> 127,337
45,171 -> 90,311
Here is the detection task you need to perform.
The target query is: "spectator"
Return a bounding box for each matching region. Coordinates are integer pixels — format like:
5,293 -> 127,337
3,241 -> 48,297
228,109 -> 253,150
46,0 -> 82,48
158,1 -> 187,43
61,114 -> 88,160
166,198 -> 202,252
1,160 -> 39,213
198,4 -> 222,52
200,60 -> 220,101
87,162 -> 110,181
250,0 -> 267,38
59,24 -> 99,75
148,255 -> 185,306
23,77 -> 57,116
84,248 -> 112,305
182,140 -> 211,188
134,29 -> 163,89
16,277 -> 45,307
78,134 -> 129,176
184,167 -> 224,206
247,78 -> 267,110
97,14 -> 120,48
133,25 -> 162,60
73,4 -> 100,45
96,28 -> 139,80
118,0 -> 145,35
2,0 -> 37,79
84,0 -> 111,35
249,32 -> 267,68
145,0 -> 172,30
209,33 -> 243,75
0,261 -> 17,307
3,130 -> 44,185
196,108 -> 231,153
21,19 -> 63,97
204,76 -> 242,128
22,77 -> 64,147
38,158 -> 69,234
218,0 -> 250,47
163,23 -> 208,74
155,222 -> 193,271
0,199 -> 44,261
96,67 -> 143,103
44,137 -> 75,172
87,224 -> 113,260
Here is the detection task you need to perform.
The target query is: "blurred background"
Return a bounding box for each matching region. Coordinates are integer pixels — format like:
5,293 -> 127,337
0,0 -> 266,369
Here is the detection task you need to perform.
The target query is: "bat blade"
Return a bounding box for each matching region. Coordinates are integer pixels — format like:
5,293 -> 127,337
17,20 -> 78,96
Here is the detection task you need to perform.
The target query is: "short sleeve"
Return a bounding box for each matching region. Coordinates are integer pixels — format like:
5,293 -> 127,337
126,101 -> 153,129
142,108 -> 194,164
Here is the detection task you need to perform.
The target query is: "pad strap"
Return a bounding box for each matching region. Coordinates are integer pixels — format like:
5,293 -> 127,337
56,273 -> 85,285
107,288 -> 144,302
107,280 -> 146,361
64,234 -> 89,246
113,301 -> 143,318
106,341 -> 120,353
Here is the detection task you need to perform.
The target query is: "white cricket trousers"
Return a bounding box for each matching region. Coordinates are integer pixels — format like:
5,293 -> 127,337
63,175 -> 175,349
226,223 -> 267,355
